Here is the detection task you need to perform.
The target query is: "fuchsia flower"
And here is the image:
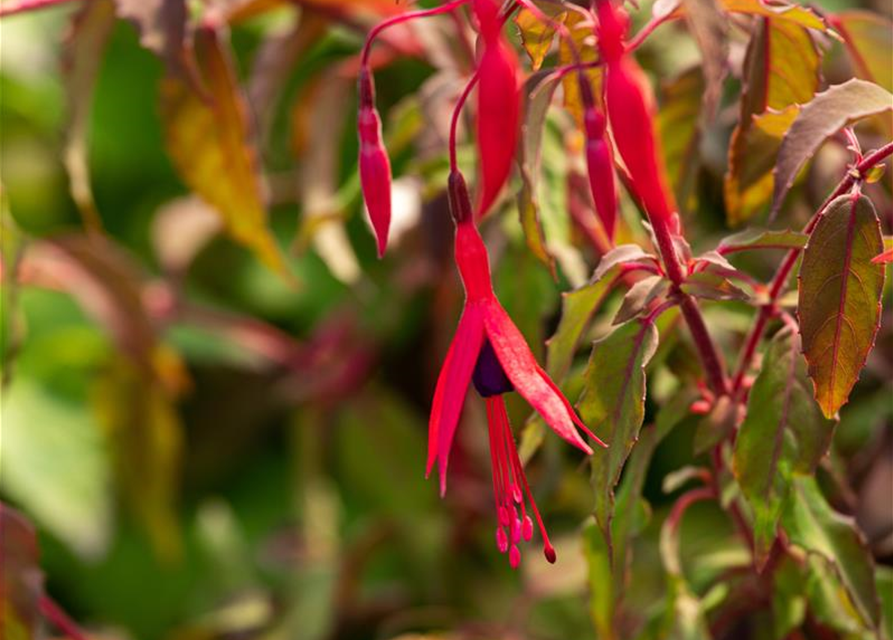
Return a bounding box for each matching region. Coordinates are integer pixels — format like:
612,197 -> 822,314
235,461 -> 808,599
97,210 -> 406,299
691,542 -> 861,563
427,170 -> 606,567
357,67 -> 392,258
473,0 -> 520,217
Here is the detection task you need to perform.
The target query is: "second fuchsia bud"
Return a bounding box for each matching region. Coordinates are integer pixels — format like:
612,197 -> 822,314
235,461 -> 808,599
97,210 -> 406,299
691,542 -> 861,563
357,67 -> 393,258
473,0 -> 520,218
579,79 -> 618,242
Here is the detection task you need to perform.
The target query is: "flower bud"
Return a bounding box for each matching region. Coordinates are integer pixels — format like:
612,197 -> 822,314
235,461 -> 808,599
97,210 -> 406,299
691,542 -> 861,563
357,68 -> 392,258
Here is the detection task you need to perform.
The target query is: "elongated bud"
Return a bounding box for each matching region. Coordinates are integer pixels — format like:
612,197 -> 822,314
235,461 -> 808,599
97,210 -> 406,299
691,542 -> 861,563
579,77 -> 618,240
357,67 -> 392,258
473,0 -> 520,217
594,0 -> 628,63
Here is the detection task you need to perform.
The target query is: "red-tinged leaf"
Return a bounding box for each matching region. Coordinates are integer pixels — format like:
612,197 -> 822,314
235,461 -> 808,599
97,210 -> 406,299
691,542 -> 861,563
770,80 -> 893,217
62,0 -> 115,235
594,244 -> 660,280
798,193 -> 885,419
726,14 -> 820,225
681,271 -> 750,301
872,247 -> 893,264
681,0 -> 727,121
612,275 -> 668,325
578,319 -> 659,549
159,26 -> 292,279
0,504 -> 43,639
718,228 -> 808,254
518,70 -> 562,274
783,475 -> 882,630
719,0 -> 828,31
733,328 -> 835,569
832,11 -> 893,93
725,105 -> 799,225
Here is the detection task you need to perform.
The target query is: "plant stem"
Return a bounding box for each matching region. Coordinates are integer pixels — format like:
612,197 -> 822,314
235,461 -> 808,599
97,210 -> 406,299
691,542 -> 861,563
360,0 -> 470,67
0,0 -> 77,17
731,140 -> 893,393
666,486 -> 715,532
39,595 -> 89,640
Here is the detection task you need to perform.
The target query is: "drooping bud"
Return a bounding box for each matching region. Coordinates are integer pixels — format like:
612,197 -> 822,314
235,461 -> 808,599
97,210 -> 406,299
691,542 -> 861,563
448,170 -> 474,225
579,77 -> 618,241
473,0 -> 520,217
594,0 -> 629,63
357,67 -> 392,258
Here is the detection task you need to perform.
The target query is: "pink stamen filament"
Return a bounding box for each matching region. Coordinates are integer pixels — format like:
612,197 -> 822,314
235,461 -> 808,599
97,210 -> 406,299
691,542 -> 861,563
486,396 -> 555,566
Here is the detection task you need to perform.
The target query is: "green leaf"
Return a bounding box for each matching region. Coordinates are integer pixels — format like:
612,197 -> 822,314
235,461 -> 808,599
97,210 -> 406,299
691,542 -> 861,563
583,518 -> 615,638
659,66 -> 705,214
159,26 -> 292,279
733,328 -> 835,568
613,275 -> 669,325
771,80 -> 893,217
783,476 -> 881,630
545,266 -> 620,379
3,377 -> 113,558
717,228 -> 808,254
772,555 -> 808,639
518,71 -> 563,274
834,11 -> 893,93
578,320 -> 659,548
798,193 -> 885,418
681,271 -> 749,302
725,14 -> 820,225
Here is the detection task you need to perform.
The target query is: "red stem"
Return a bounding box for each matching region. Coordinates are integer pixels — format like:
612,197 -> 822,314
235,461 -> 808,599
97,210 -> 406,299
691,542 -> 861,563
731,140 -> 893,394
39,595 -> 89,640
360,0 -> 469,67
666,486 -> 715,532
0,0 -> 77,16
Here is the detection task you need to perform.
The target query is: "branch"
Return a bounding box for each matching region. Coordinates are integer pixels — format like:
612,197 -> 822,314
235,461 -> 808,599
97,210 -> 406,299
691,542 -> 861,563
731,140 -> 893,394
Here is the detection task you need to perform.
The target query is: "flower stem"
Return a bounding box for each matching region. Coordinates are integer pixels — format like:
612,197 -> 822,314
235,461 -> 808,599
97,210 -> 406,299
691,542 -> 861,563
360,0 -> 470,67
731,140 -> 893,393
0,0 -> 77,17
39,595 -> 89,640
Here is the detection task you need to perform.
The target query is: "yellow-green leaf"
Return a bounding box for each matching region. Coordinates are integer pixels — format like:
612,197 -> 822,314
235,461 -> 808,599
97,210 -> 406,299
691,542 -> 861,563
659,67 -> 704,215
834,11 -> 893,93
798,193 -> 885,418
160,26 -> 291,278
514,3 -> 565,71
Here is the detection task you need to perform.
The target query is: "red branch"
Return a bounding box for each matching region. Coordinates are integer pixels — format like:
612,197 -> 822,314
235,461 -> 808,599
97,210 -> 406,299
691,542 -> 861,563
731,140 -> 893,394
0,0 -> 78,17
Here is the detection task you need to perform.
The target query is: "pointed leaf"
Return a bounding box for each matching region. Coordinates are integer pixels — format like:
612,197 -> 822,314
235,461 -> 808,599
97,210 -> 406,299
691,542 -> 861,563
514,3 -> 565,71
613,275 -> 668,325
733,328 -> 835,568
725,14 -> 820,224
578,320 -> 659,544
771,80 -> 893,217
718,228 -> 807,254
159,26 -> 291,278
681,271 -> 750,301
720,0 -> 827,30
545,266 -> 620,380
798,193 -> 885,418
62,0 -> 115,234
518,70 -> 563,273
783,475 -> 881,629
594,244 -> 659,280
833,11 -> 893,93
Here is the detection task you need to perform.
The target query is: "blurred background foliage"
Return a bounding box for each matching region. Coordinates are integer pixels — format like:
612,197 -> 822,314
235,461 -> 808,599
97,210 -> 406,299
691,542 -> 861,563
0,0 -> 891,639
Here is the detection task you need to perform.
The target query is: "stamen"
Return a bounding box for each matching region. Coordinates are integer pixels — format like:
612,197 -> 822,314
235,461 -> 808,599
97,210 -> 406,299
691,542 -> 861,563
485,395 -> 558,567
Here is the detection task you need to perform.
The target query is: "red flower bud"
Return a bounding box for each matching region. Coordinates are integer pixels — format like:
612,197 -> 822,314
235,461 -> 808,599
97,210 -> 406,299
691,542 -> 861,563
579,78 -> 618,241
473,0 -> 520,217
357,68 -> 392,258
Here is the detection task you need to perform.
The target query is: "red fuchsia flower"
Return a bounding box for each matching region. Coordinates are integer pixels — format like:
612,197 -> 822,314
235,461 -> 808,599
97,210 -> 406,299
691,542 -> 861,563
357,67 -> 392,258
473,0 -> 520,217
427,170 -> 606,567
594,0 -> 678,232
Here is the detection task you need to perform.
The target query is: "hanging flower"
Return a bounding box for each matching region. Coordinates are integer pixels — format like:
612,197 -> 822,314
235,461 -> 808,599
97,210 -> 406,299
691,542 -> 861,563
473,0 -> 520,217
427,170 -> 606,567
